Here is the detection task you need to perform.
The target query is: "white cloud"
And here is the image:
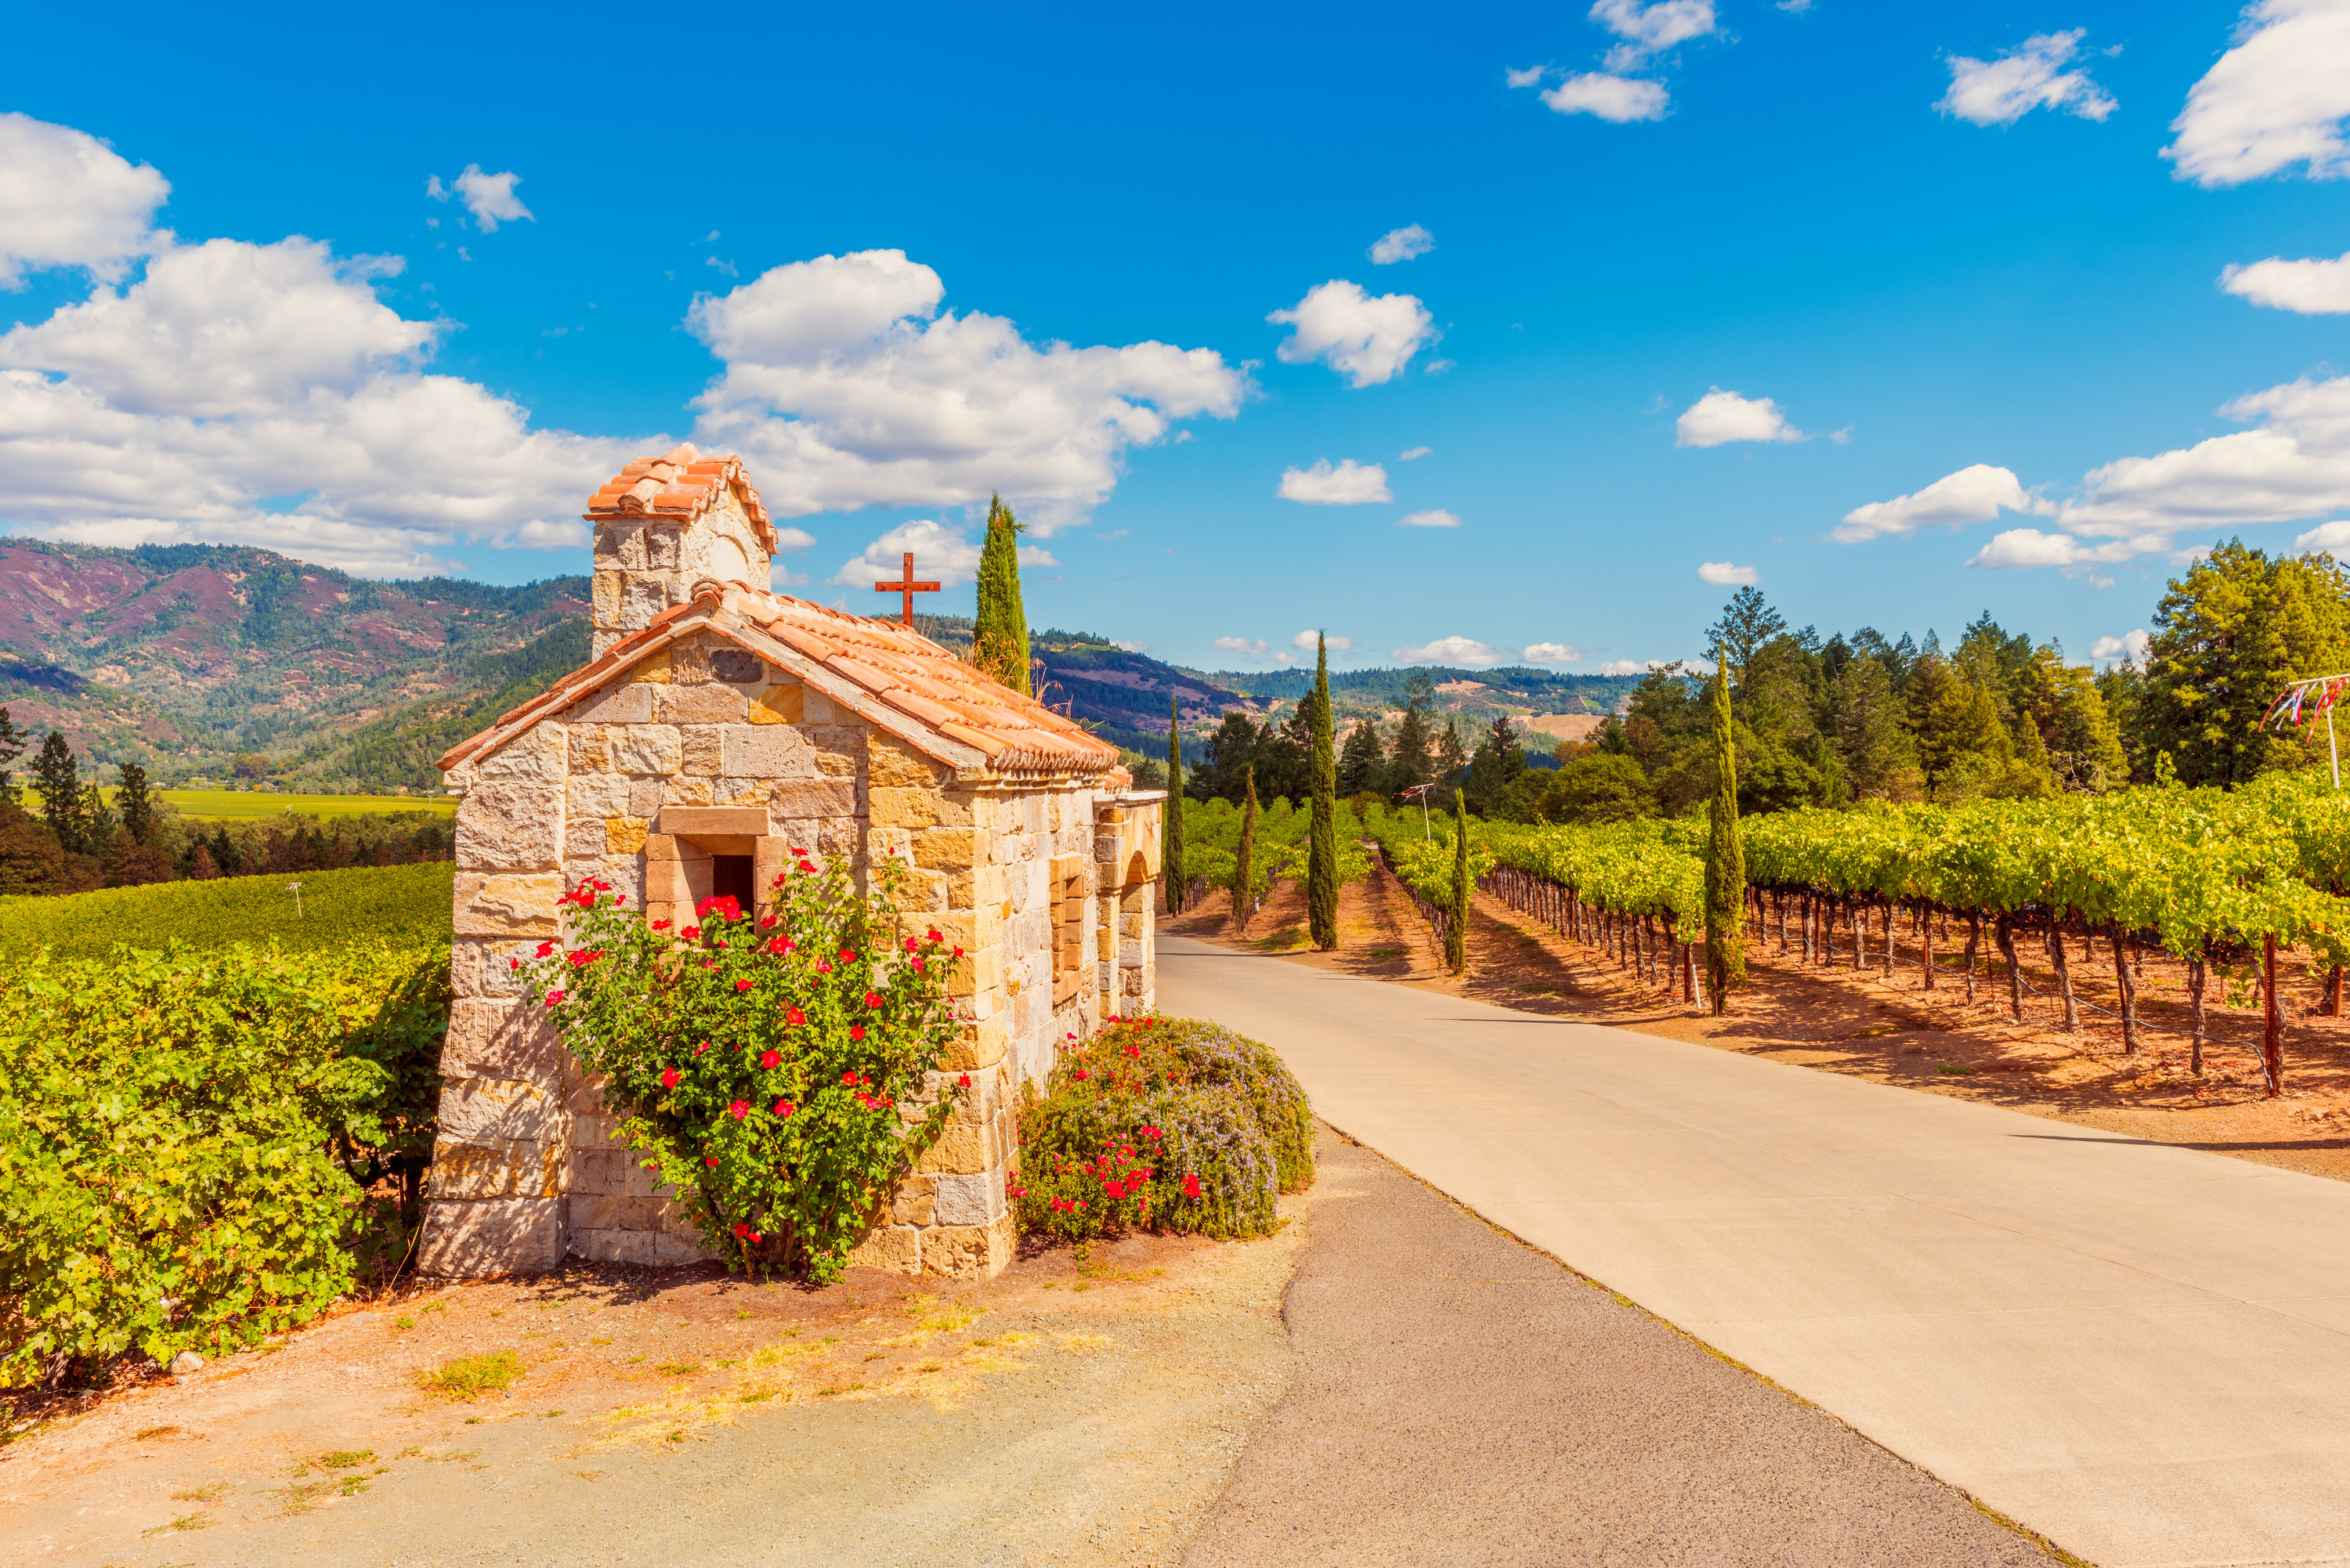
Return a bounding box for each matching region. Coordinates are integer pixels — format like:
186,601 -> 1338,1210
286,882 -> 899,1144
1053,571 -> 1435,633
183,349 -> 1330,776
1278,457 -> 1390,504
1291,630 -> 1355,652
1396,508 -> 1462,528
2090,629 -> 2152,662
0,113 -> 169,287
2056,376 -> 2350,540
429,164 -> 534,232
1112,638 -> 1149,653
830,517 -> 1057,590
1369,224 -> 1435,265
1936,30 -> 2117,128
2222,250 -> 2350,313
1399,445 -> 1432,460
1540,74 -> 1671,121
692,249 -> 1246,534
1966,529 -> 2106,569
2297,519 -> 2350,555
1267,279 -> 1436,388
1522,641 -> 1587,663
1832,463 -> 2051,543
1595,659 -> 1648,675
1675,388 -> 1806,447
1591,0 -> 1716,56
1213,636 -> 1270,658
1506,65 -> 1549,88
1778,0 -> 1813,11
2164,0 -> 2350,186
1394,635 -> 1513,667
1697,561 -> 1760,585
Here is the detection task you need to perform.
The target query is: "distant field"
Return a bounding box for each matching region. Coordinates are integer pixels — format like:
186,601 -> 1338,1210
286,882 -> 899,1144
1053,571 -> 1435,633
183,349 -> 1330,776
0,862 -> 455,957
131,789 -> 457,821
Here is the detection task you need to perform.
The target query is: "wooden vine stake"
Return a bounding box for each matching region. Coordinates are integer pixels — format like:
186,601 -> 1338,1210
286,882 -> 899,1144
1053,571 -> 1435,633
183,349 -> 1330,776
2263,934 -> 2283,1097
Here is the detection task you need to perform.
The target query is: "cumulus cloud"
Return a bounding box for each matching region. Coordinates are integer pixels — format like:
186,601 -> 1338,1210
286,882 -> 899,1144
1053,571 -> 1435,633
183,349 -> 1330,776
2164,0 -> 2350,186
428,165 -> 534,232
1697,561 -> 1759,585
1400,445 -> 1432,460
1267,279 -> 1437,388
1832,463 -> 2051,543
1675,388 -> 1806,447
2055,375 -> 2350,541
2298,519 -> 2350,555
2090,629 -> 2152,663
1591,0 -> 1717,59
1278,457 -> 1390,504
1594,659 -> 1648,675
0,113 -> 170,287
1112,638 -> 1149,653
1212,636 -> 1270,658
2222,250 -> 2350,313
1394,635 -> 1512,667
1522,641 -> 1588,663
1369,224 -> 1434,265
1292,630 -> 1354,652
692,249 -> 1247,534
1396,508 -> 1462,528
830,516 -> 1056,590
1540,73 -> 1671,121
1936,30 -> 2117,127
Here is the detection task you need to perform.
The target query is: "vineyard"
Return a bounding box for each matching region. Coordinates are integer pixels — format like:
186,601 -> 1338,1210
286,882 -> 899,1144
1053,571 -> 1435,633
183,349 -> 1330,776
0,862 -> 454,959
1170,795 -> 1373,913
1361,774 -> 2350,1095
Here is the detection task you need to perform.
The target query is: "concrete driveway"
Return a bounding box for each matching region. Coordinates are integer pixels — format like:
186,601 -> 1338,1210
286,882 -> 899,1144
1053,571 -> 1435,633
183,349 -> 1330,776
1160,934 -> 2350,1568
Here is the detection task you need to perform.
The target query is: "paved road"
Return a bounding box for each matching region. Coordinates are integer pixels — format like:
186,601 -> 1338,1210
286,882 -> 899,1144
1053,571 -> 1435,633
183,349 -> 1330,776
1184,1131 -> 2046,1566
1161,935 -> 2350,1568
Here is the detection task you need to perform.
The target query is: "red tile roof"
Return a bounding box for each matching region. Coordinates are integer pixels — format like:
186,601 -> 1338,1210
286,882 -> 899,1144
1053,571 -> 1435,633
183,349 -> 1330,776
585,443 -> 779,555
437,581 -> 1122,782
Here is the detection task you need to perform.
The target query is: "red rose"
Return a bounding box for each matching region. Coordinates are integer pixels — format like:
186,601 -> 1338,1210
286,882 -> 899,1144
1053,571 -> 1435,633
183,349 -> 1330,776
682,925 -> 701,941
760,915 -> 777,929
661,1067 -> 681,1089
796,859 -> 815,873
509,959 -> 520,971
776,1099 -> 795,1116
957,1074 -> 971,1088
786,1007 -> 805,1026
653,919 -> 671,932
953,946 -> 964,958
615,894 -> 626,905
1181,1173 -> 1202,1200
905,937 -> 918,953
849,1025 -> 866,1042
815,960 -> 832,974
768,936 -> 791,954
545,990 -> 565,1006
729,1100 -> 750,1120
536,941 -> 555,957
1072,1069 -> 1089,1081
863,991 -> 880,1007
927,929 -> 942,942
760,1049 -> 780,1068
736,979 -> 754,992
912,957 -> 924,972
706,1156 -> 719,1166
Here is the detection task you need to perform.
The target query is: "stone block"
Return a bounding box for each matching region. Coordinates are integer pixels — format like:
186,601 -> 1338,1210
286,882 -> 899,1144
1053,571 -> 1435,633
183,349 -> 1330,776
653,1231 -> 713,1266
417,1197 -> 566,1277
478,722 -> 569,784
432,1136 -> 565,1199
566,818 -> 607,859
607,817 -> 649,856
569,728 -> 610,771
769,779 -> 857,819
681,726 -> 723,775
664,776 -> 716,805
571,1228 -> 653,1266
569,1148 -> 629,1196
748,685 -> 804,725
569,1194 -> 669,1230
915,1120 -> 994,1176
721,724 -> 815,777
568,683 -> 653,725
657,685 -> 750,724
870,786 -> 970,829
891,1172 -> 938,1227
567,774 -> 631,819
592,570 -> 622,626
645,860 -> 689,901
450,937 -> 531,999
913,828 -> 978,870
455,782 -> 564,873
453,873 -> 563,938
609,725 -> 682,775
442,998 -> 566,1086
921,1212 -> 1015,1279
439,1076 -> 566,1143
870,735 -> 945,788
620,574 -> 674,628
629,778 -> 666,818
846,1224 -> 921,1274
933,1172 -> 1004,1227
660,805 -> 768,836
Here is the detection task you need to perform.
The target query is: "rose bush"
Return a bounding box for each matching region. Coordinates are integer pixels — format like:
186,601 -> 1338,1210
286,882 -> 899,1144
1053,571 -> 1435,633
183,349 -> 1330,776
516,849 -> 964,1282
1010,1016 -> 1314,1243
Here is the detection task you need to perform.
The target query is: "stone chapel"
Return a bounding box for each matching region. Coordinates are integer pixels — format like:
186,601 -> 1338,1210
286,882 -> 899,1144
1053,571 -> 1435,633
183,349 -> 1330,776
415,444 -> 1163,1280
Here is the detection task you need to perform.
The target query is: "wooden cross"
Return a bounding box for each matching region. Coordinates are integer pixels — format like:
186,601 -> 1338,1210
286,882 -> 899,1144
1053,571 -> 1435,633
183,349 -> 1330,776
873,551 -> 941,626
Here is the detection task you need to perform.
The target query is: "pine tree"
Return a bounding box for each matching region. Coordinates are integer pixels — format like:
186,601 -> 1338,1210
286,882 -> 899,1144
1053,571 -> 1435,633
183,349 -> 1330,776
1704,653 -> 1748,1014
1165,692 -> 1186,916
1308,633 -> 1339,951
1388,674 -> 1434,797
0,706 -> 27,807
33,732 -> 81,853
117,761 -> 157,843
1232,765 -> 1257,933
1446,792 -> 1470,975
1337,716 -> 1384,796
971,495 -> 1032,695
186,840 -> 219,880
1433,717 -> 1467,804
81,783 -> 118,850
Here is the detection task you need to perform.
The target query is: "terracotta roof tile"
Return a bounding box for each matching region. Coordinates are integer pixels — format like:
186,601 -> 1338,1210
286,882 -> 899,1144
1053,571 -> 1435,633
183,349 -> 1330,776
584,442 -> 778,554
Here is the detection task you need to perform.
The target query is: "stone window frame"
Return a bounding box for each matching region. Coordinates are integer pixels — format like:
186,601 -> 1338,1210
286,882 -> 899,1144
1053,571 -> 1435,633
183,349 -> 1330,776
1050,854 -> 1087,1006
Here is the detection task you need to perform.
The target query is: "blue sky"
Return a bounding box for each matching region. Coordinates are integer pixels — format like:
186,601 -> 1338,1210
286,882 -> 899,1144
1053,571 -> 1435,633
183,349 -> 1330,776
3,1 -> 2348,676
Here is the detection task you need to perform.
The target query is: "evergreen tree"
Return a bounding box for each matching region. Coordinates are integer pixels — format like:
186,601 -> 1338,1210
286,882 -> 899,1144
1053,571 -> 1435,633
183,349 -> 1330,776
1336,716 -> 1385,796
1706,586 -> 1788,699
1704,654 -> 1747,1015
1165,693 -> 1186,916
971,495 -> 1032,695
1446,792 -> 1470,975
81,782 -> 117,849
186,840 -> 219,880
117,761 -> 157,843
33,732 -> 81,852
1462,714 -> 1528,815
1387,674 -> 1434,797
1825,656 -> 1918,800
1432,717 -> 1467,803
0,706 -> 27,807
1307,633 -> 1339,951
1232,766 -> 1257,932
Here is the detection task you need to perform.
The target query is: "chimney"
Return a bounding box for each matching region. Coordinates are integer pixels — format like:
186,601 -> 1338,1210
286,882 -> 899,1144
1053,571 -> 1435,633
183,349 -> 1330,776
584,443 -> 777,656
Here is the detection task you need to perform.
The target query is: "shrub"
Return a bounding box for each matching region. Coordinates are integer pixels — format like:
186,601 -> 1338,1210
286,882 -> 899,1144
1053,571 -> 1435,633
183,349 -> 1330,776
516,850 -> 966,1283
420,1349 -> 522,1399
1011,1016 -> 1313,1243
0,940 -> 446,1388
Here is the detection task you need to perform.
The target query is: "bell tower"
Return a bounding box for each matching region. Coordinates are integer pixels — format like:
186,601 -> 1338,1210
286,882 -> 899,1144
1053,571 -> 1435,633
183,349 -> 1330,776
584,443 -> 777,657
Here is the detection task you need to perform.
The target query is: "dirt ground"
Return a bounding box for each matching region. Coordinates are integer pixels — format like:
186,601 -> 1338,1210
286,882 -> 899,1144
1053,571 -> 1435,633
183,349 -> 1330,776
0,1200 -> 1313,1566
1170,865 -> 2350,1184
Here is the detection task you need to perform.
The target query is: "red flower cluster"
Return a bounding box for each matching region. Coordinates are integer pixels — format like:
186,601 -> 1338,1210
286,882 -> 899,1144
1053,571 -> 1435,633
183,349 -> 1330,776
863,991 -> 881,1007
544,990 -> 566,1007
568,948 -> 605,969
1180,1173 -> 1203,1200
784,1007 -> 805,1027
696,894 -> 743,922
768,936 -> 792,955
848,1025 -> 866,1042
728,1100 -> 750,1121
661,1067 -> 681,1089
652,919 -> 672,932
681,925 -> 702,941
760,1049 -> 781,1069
773,1099 -> 795,1118
735,978 -> 755,992
732,1222 -> 762,1242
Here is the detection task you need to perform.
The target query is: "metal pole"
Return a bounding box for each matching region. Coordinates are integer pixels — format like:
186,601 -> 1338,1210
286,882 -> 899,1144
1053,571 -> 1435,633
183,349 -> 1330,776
2330,706 -> 2339,789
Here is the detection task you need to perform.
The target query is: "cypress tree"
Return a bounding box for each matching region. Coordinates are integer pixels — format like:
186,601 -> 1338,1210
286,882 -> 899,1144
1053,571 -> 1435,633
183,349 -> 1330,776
1165,692 -> 1186,916
1308,632 -> 1339,949
0,706 -> 27,807
1704,651 -> 1748,1013
1446,792 -> 1470,975
972,495 -> 1032,695
33,732 -> 80,852
1232,765 -> 1257,933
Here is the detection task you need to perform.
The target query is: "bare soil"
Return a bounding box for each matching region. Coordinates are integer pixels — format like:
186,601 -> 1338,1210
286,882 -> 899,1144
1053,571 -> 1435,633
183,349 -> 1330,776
1,1205 -> 1313,1566
1173,865 -> 2350,1184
